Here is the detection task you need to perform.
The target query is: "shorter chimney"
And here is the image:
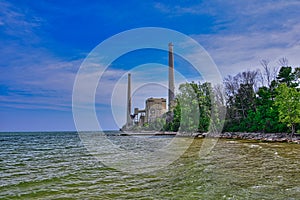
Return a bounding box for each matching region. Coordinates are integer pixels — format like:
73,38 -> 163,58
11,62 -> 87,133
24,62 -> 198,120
126,73 -> 131,127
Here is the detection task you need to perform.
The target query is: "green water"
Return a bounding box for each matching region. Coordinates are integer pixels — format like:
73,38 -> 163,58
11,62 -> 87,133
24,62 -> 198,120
0,132 -> 299,199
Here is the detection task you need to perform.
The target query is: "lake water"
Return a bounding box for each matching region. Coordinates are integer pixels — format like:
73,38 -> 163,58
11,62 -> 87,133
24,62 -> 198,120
0,131 -> 299,199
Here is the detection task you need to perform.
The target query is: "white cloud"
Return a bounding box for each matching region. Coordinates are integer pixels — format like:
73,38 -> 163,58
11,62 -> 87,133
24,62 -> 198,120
154,0 -> 300,16
152,1 -> 300,79
228,0 -> 300,16
0,0 -> 43,42
153,1 -> 218,16
192,22 -> 300,77
0,48 -> 81,111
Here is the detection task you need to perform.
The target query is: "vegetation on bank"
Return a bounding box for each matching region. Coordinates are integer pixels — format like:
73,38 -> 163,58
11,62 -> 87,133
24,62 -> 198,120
161,58 -> 300,136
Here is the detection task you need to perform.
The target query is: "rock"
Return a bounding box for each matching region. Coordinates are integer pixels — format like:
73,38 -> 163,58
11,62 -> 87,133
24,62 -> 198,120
207,132 -> 300,144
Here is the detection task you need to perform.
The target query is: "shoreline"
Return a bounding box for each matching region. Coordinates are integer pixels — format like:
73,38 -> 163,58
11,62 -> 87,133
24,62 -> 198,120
197,132 -> 300,144
120,130 -> 300,144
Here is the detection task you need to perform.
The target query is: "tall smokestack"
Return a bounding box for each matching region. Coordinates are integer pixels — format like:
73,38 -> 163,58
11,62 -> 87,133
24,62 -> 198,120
127,73 -> 132,127
168,42 -> 175,111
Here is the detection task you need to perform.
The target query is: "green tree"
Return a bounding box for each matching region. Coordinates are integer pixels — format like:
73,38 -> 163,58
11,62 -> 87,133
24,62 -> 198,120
223,70 -> 260,132
235,83 -> 256,119
277,66 -> 297,87
190,82 -> 212,132
148,118 -> 165,131
171,101 -> 181,131
293,67 -> 300,87
275,84 -> 300,136
176,83 -> 200,132
164,100 -> 181,132
248,86 -> 287,133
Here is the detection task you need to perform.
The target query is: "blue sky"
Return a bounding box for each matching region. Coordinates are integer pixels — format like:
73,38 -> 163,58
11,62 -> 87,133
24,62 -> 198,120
1,0 -> 300,131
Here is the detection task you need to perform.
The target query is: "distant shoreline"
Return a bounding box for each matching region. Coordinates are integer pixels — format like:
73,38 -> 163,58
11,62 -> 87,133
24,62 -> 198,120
120,130 -> 300,144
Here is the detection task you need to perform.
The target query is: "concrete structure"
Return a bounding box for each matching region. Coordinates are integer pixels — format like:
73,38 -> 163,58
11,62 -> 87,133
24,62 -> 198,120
126,73 -> 132,128
145,98 -> 167,123
168,42 -> 175,111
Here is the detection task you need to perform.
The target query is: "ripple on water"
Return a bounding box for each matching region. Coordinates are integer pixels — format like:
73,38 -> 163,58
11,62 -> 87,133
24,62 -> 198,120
0,133 -> 299,199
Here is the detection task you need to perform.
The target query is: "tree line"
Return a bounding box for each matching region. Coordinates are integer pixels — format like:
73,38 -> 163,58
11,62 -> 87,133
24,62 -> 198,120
164,58 -> 300,135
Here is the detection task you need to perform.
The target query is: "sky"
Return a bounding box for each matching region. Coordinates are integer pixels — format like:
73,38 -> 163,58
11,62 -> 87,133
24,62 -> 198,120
1,0 -> 300,131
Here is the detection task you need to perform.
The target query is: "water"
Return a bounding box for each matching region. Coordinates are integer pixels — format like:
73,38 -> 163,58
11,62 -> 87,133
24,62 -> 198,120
0,132 -> 299,199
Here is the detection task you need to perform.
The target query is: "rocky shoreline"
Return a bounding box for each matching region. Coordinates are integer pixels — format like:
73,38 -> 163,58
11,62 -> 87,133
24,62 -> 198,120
197,132 -> 300,144
120,130 -> 300,144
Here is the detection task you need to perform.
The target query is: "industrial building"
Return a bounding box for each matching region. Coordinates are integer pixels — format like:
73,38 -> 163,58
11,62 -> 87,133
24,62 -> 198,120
124,43 -> 175,129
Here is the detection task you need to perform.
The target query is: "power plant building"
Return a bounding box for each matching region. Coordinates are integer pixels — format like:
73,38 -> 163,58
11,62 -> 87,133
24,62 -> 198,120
125,43 -> 175,128
145,98 -> 167,123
